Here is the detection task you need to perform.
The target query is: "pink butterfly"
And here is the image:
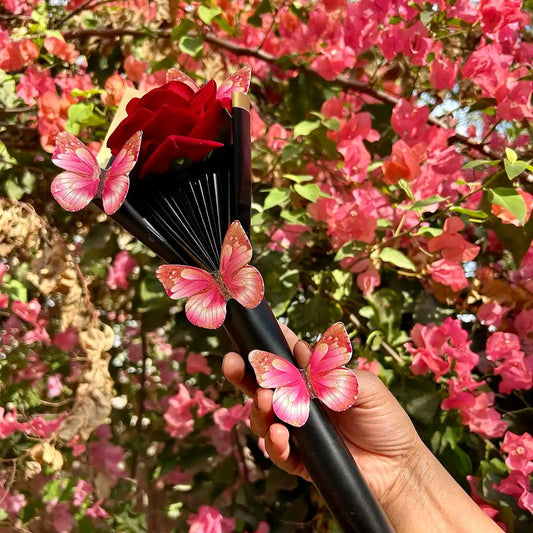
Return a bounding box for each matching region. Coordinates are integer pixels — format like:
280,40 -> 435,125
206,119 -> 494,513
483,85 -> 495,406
51,130 -> 142,215
156,220 -> 264,330
249,323 -> 359,427
166,66 -> 251,108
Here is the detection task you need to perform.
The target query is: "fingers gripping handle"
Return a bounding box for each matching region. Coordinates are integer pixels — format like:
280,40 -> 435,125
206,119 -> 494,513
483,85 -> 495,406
224,300 -> 395,533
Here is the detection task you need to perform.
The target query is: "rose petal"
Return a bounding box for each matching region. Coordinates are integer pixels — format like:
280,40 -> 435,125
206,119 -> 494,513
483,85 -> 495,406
140,136 -> 224,177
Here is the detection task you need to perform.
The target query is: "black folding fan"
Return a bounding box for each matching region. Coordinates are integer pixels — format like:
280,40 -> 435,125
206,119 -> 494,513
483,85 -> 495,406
100,93 -> 393,533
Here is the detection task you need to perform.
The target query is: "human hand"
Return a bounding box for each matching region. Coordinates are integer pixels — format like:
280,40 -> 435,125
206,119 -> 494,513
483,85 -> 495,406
222,324 -> 421,503
223,324 -> 504,533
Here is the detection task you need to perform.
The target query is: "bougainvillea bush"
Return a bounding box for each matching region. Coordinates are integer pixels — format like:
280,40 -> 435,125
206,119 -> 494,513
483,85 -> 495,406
0,0 -> 532,531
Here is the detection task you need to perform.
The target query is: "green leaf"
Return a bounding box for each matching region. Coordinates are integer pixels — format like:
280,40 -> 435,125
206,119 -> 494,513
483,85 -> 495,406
391,378 -> 441,426
293,120 -> 320,137
488,187 -> 527,226
415,227 -> 443,237
449,206 -> 488,220
2,279 -> 27,302
504,159 -> 529,180
198,5 -> 222,24
283,174 -> 313,184
178,35 -> 204,58
0,140 -> 16,169
70,88 -> 104,98
293,183 -> 329,202
379,247 -> 416,271
505,147 -> 517,164
262,188 -> 290,210
334,241 -> 365,261
401,195 -> 446,210
171,19 -> 196,41
280,209 -> 308,225
66,102 -> 93,134
4,178 -> 25,200
462,159 -> 499,169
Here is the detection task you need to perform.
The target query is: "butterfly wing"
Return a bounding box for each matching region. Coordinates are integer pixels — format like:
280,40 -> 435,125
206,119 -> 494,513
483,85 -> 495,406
219,221 -> 264,309
51,131 -> 100,212
216,66 -> 252,102
249,350 -> 310,427
165,68 -> 200,92
101,131 -> 142,215
156,265 -> 227,329
308,322 -> 359,412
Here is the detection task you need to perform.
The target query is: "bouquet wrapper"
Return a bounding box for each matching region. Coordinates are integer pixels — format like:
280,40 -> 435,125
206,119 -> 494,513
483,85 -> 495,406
105,95 -> 394,533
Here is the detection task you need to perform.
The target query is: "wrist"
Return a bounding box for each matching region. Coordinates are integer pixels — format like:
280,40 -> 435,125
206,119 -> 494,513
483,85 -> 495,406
380,439 -> 503,533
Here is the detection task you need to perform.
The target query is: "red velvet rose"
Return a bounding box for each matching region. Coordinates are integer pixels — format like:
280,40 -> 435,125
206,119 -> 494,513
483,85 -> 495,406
107,80 -> 229,178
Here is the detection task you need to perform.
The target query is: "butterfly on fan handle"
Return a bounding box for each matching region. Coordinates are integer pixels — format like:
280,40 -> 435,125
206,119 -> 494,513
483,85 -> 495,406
248,322 -> 359,428
51,130 -> 142,215
156,221 -> 265,330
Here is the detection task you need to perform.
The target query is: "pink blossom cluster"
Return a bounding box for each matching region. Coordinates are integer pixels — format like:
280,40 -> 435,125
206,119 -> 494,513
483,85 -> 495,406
164,382 -> 251,448
495,432 -> 533,514
106,250 -> 138,290
426,217 -> 480,292
406,317 -> 508,439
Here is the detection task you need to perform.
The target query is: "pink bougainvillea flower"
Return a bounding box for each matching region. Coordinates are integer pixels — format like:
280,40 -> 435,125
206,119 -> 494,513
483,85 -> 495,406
24,324 -> 51,345
478,0 -> 530,35
12,298 -> 41,326
106,251 -> 137,290
16,65 -> 56,105
406,318 -> 478,379
0,32 -> 39,72
213,400 -> 252,432
46,374 -> 63,398
477,301 -> 508,327
356,261 -> 381,296
268,223 -> 309,252
193,390 -> 219,417
486,332 -> 533,393
101,73 -> 134,107
187,505 -> 236,533
73,480 -> 94,507
25,414 -> 64,438
391,99 -> 430,141
266,123 -> 290,150
382,139 -> 424,184
46,499 -> 74,533
446,388 -> 508,438
43,36 -> 79,64
427,217 -> 480,263
430,54 -> 459,91
186,352 -> 212,375
250,107 -> 266,142
86,499 -> 109,519
0,407 -> 24,438
501,431 -> 533,474
356,357 -> 380,375
164,384 -> 195,438
495,470 -> 533,513
313,39 -> 356,80
53,327 -> 78,351
461,41 -> 513,98
123,55 -> 149,84
89,425 -> 126,483
427,258 -> 469,291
